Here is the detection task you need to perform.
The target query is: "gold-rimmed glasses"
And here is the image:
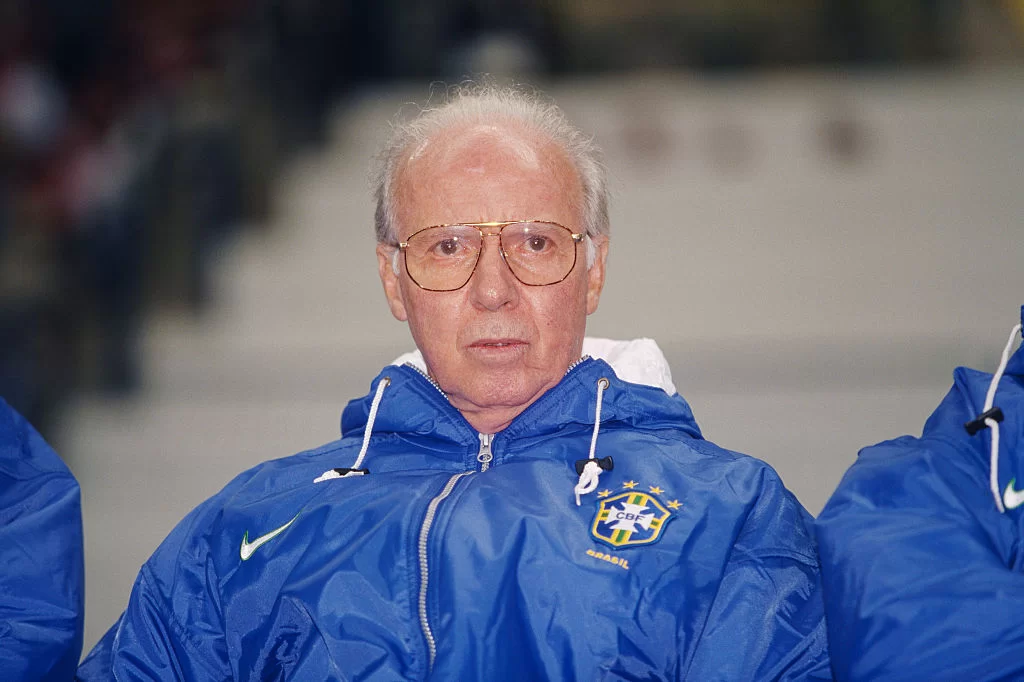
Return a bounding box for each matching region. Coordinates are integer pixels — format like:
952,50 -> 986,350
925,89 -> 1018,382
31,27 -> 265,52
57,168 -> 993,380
396,220 -> 585,292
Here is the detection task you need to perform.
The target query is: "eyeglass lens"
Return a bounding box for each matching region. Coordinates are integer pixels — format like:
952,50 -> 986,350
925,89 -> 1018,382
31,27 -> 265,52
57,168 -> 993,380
403,222 -> 579,291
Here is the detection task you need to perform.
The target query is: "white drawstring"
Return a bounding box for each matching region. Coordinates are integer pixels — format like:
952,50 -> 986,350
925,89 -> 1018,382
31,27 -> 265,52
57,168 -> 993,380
314,376 -> 390,483
574,378 -> 609,506
984,323 -> 1022,513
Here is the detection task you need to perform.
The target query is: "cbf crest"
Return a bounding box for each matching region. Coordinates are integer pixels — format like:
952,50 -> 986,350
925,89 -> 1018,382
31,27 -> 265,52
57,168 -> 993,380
590,484 -> 676,549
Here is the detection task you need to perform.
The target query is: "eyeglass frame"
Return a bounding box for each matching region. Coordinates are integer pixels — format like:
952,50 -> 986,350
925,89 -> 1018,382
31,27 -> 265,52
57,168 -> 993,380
393,219 -> 586,292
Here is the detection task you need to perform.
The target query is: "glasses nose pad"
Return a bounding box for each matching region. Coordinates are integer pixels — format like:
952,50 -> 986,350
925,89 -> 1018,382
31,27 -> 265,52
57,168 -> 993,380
474,231 -> 517,282
497,242 -> 511,264
480,231 -> 507,261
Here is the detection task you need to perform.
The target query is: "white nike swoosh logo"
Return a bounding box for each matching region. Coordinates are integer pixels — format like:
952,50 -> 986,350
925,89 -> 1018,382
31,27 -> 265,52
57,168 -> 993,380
240,515 -> 298,561
1003,478 -> 1024,510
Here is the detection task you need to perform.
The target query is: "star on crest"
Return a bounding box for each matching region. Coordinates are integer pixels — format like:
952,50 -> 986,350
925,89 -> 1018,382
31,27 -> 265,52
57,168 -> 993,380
622,480 -> 639,489
649,485 -> 664,495
667,499 -> 682,510
597,489 -> 613,498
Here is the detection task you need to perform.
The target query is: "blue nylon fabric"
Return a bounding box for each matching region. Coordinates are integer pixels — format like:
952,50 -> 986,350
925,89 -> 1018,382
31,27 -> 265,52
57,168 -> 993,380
0,398 -> 84,681
817,305 -> 1024,681
80,358 -> 830,680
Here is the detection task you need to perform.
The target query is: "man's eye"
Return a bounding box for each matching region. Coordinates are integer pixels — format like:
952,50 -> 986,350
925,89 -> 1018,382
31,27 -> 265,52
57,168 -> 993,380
432,238 -> 463,256
526,236 -> 549,252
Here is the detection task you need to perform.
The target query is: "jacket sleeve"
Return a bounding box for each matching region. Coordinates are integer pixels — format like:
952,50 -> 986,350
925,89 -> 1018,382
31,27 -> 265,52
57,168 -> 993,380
76,618 -> 120,681
77,515 -> 233,680
688,467 -> 833,681
0,400 -> 84,682
816,437 -> 1024,682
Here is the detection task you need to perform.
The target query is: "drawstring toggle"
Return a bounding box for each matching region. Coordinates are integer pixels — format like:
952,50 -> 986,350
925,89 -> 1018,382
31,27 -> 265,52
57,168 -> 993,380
575,456 -> 614,475
315,376 -> 390,484
965,407 -> 1004,436
313,468 -> 370,483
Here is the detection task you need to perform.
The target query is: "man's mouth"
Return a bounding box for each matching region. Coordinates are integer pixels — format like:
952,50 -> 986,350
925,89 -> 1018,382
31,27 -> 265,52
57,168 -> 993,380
470,339 -> 527,349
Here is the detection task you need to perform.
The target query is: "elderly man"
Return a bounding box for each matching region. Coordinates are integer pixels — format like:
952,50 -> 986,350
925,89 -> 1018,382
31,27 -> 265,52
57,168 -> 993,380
79,85 -> 830,680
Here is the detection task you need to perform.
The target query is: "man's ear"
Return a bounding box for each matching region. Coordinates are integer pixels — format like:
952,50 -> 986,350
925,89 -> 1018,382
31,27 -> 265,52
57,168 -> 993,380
585,235 -> 609,315
377,244 -> 408,321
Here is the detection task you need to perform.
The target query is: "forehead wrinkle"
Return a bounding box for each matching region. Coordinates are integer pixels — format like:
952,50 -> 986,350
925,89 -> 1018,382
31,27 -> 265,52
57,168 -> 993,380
394,123 -> 584,231
407,122 -> 549,175
446,127 -> 543,176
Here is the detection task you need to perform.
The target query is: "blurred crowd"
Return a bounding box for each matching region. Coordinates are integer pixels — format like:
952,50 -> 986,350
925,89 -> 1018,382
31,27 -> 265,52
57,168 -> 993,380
0,0 -> 358,434
0,0 -> 1018,438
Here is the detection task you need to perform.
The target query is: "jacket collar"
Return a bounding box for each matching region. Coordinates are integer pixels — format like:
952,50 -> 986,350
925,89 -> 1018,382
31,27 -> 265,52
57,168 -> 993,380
340,340 -> 701,455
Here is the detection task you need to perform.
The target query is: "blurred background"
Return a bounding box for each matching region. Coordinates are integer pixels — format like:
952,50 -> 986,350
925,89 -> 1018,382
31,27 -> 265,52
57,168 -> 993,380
1,0 -> 1022,655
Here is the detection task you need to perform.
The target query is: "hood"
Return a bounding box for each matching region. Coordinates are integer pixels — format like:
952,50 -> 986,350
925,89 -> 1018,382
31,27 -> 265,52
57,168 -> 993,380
922,306 -> 1023,513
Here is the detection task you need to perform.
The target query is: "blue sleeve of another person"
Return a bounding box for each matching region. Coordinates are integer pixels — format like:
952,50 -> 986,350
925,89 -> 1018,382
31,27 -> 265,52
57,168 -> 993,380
816,329 -> 1024,681
0,398 -> 85,681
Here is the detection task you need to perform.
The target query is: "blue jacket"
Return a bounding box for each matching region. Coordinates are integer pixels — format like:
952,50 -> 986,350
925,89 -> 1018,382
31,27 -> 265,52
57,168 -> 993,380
80,355 -> 830,680
0,398 -> 84,680
816,306 -> 1024,681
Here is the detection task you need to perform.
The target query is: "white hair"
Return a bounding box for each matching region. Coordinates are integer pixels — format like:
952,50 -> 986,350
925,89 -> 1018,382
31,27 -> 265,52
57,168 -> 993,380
373,82 -> 610,251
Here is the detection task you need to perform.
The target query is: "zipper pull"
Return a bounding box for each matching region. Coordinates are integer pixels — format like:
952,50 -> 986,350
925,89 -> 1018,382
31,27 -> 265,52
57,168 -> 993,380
477,433 -> 494,472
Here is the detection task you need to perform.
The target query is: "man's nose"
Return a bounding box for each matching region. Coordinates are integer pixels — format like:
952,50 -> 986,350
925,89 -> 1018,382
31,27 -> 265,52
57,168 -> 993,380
467,233 -> 519,311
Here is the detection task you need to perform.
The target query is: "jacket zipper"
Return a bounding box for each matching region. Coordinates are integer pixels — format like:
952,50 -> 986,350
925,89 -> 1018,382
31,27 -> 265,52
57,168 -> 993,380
411,358 -> 587,672
403,363 -> 447,398
477,433 -> 494,472
417,471 -> 472,672
565,354 -> 590,375
417,435 -> 491,671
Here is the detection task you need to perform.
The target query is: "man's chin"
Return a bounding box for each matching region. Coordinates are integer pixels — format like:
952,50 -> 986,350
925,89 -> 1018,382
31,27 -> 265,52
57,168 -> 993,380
450,372 -> 552,419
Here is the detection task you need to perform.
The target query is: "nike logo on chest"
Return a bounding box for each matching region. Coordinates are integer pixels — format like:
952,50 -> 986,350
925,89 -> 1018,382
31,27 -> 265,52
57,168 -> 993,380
240,515 -> 298,560
1003,478 -> 1024,511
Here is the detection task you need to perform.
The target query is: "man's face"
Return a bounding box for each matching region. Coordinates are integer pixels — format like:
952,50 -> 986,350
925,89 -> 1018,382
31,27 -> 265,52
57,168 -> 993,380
377,124 -> 608,433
